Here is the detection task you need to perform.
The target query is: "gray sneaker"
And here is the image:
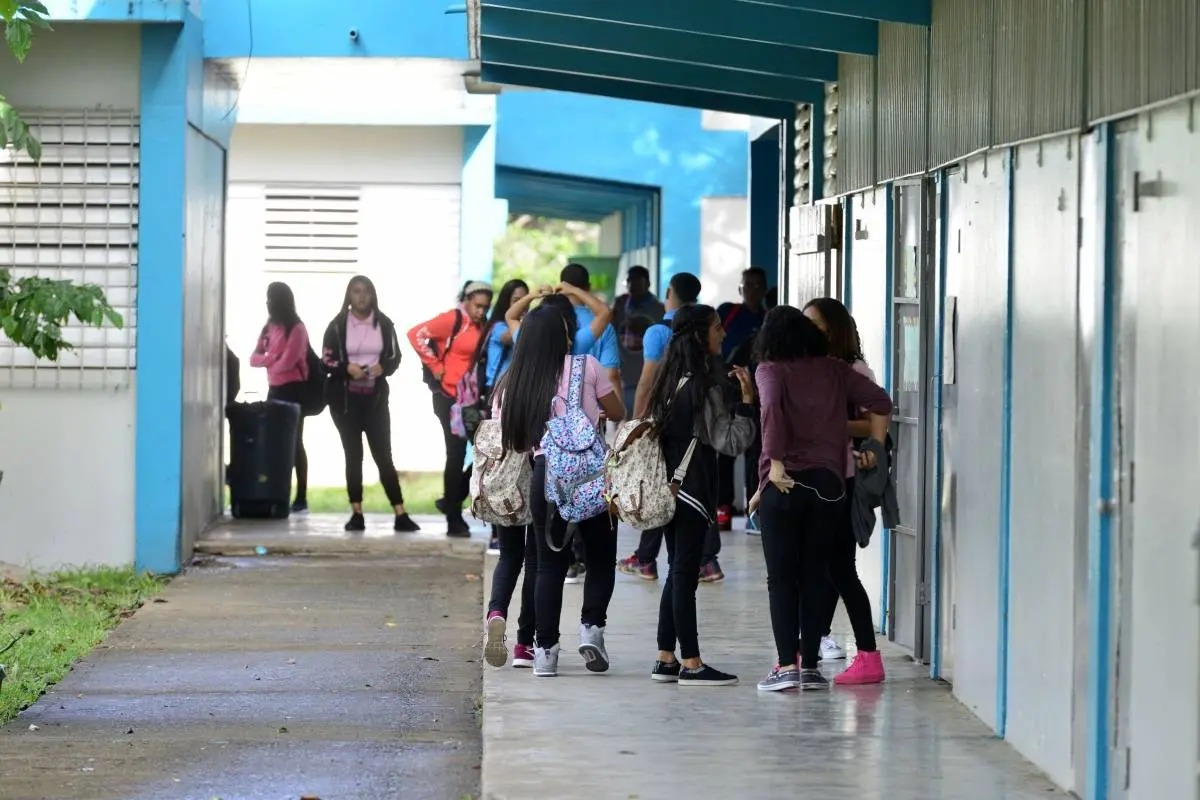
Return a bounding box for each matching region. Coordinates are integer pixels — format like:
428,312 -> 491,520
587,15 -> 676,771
799,668 -> 830,691
757,666 -> 801,692
533,643 -> 560,677
577,624 -> 610,673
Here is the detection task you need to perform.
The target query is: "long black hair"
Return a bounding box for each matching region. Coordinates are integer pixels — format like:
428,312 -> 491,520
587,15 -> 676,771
538,292 -> 580,342
339,274 -> 382,328
472,278 -> 529,367
754,305 -> 829,363
646,304 -> 719,427
498,305 -> 575,453
803,297 -> 864,364
266,282 -> 301,335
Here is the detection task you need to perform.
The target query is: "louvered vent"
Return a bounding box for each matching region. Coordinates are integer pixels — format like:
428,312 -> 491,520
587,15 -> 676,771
794,103 -> 813,206
823,83 -> 839,198
0,111 -> 139,389
263,186 -> 360,268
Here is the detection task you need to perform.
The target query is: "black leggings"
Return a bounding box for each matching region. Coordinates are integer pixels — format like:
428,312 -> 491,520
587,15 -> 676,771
488,525 -> 536,647
267,382 -> 307,505
432,391 -> 470,515
656,503 -> 710,659
531,456 -> 618,648
758,468 -> 844,669
819,477 -> 877,651
330,391 -> 404,506
635,520 -> 720,565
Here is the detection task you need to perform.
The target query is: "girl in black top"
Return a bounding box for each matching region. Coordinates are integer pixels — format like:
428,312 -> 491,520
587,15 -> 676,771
645,304 -> 757,687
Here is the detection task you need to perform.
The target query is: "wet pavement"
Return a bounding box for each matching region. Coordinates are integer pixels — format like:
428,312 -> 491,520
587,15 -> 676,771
0,549 -> 483,800
479,522 -> 1069,800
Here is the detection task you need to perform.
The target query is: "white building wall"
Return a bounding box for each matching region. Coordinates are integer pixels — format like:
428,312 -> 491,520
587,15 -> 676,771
225,125 -> 466,482
0,24 -> 140,570
1007,136 -> 1083,789
699,196 -> 748,306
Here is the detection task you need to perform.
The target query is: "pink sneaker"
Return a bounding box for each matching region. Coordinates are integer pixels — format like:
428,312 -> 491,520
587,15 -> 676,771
617,554 -> 658,581
512,643 -> 535,668
834,650 -> 885,685
484,611 -> 508,668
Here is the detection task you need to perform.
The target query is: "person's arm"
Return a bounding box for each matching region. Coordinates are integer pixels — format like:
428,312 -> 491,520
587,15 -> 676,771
249,326 -> 271,368
847,361 -> 879,438
587,355 -> 625,423
632,322 -> 668,418
558,283 -> 613,339
407,310 -> 457,373
485,326 -> 504,388
496,320 -> 515,346
277,323 -> 309,374
755,364 -> 789,492
504,288 -> 547,337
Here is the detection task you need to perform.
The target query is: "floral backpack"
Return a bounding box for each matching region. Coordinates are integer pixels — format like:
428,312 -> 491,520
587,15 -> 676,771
468,417 -> 532,526
605,377 -> 697,530
540,355 -> 609,524
450,361 -> 486,440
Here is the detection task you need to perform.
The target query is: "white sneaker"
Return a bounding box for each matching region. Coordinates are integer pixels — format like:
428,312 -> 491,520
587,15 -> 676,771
820,636 -> 847,661
533,643 -> 560,677
578,623 -> 610,672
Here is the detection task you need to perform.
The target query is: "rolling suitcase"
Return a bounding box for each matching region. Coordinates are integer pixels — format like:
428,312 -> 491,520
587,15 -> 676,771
228,399 -> 300,519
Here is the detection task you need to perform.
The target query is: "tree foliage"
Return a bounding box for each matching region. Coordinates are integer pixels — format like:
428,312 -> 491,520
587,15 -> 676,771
0,1 -> 123,361
492,215 -> 600,289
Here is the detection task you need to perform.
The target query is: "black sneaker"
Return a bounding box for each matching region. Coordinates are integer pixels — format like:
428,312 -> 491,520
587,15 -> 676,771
446,515 -> 471,538
679,664 -> 739,687
651,660 -> 681,683
290,500 -> 308,514
799,668 -> 830,691
434,497 -> 447,515
393,513 -> 420,533
344,512 -> 366,532
564,561 -> 587,584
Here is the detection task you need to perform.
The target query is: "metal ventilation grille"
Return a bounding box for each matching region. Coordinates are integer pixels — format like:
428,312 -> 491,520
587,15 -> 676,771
794,103 -> 813,207
0,111 -> 139,390
262,186 -> 360,269
823,83 -> 840,198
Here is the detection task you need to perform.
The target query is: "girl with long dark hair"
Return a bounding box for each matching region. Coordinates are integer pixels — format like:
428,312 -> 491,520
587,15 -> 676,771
750,306 -> 892,692
496,303 -> 625,678
321,275 -> 419,533
250,281 -> 311,513
645,305 -> 757,687
478,279 -> 529,394
802,297 -> 884,677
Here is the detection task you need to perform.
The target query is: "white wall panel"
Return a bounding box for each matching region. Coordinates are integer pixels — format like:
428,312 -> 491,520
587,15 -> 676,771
0,388 -> 135,569
848,188 -> 889,631
699,196 -> 748,306
0,23 -> 139,111
1007,136 -> 1081,788
1123,101 -> 1200,800
228,125 -> 465,185
942,153 -> 1008,728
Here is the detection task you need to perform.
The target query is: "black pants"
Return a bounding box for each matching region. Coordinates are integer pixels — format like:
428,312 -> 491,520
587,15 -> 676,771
818,477 -> 877,651
330,391 -> 404,506
531,456 -> 618,648
758,468 -> 844,669
432,391 -> 470,515
488,525 -> 537,647
635,520 -> 720,565
267,382 -> 307,505
656,503 -> 710,660
716,427 -> 762,509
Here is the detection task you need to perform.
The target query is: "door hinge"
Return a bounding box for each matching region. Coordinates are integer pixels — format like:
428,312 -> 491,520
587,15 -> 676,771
1133,170 -> 1165,212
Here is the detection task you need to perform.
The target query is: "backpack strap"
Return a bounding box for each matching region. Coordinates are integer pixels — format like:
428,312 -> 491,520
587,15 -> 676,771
722,304 -> 741,329
565,354 -> 586,410
442,308 -> 465,361
663,374 -> 699,490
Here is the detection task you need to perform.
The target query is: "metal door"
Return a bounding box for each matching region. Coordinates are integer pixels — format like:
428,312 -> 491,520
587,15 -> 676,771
888,179 -> 935,660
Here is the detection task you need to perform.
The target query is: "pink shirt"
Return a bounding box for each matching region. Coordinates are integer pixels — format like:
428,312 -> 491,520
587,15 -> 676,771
847,360 -> 879,478
346,312 -> 383,393
492,354 -> 614,454
250,322 -> 309,386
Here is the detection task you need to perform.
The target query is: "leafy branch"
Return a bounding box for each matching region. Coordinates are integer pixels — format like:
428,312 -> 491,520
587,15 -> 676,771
0,1 -> 50,160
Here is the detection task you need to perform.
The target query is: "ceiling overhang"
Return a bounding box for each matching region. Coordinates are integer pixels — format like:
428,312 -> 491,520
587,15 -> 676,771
496,166 -> 658,223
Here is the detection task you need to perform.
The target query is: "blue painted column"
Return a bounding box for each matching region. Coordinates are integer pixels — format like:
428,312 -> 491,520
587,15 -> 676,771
749,125 -> 781,284
136,24 -> 189,574
996,149 -> 1017,736
462,125 -> 498,282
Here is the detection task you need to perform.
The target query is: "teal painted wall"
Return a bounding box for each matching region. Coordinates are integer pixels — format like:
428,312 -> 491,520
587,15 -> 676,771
495,91 -> 748,281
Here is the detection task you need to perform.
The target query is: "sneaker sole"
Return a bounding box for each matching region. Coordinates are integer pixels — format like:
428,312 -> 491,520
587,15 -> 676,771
578,644 -> 610,673
483,618 -> 508,668
822,652 -> 848,661
757,678 -> 801,692
699,574 -> 725,583
533,670 -> 557,677
801,681 -> 832,691
512,660 -> 534,669
650,673 -> 680,683
679,678 -> 739,687
563,577 -> 583,585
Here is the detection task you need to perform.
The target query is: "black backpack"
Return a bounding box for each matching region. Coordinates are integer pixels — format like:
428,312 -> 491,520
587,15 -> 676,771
299,344 -> 327,417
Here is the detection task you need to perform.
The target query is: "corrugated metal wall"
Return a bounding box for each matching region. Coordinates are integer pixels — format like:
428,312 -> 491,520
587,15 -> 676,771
839,54 -> 876,192
929,0 -> 993,166
993,0 -> 1085,143
876,23 -> 929,180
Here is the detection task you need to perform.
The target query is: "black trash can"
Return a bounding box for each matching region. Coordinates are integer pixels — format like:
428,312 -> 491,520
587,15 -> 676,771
228,399 -> 300,519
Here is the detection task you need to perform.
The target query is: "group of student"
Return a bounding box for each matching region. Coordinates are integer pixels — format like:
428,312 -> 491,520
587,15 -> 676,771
478,264 -> 893,690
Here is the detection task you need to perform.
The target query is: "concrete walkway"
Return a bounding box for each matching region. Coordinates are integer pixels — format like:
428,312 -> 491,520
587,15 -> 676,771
0,544 -> 484,800
480,523 -> 1068,800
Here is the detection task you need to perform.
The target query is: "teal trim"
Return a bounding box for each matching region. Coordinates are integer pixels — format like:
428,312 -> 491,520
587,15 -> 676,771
842,197 -> 853,304
739,0 -> 931,26
929,170 -> 948,680
496,166 -> 658,223
483,65 -> 797,119
481,7 -> 839,80
483,38 -> 825,103
996,150 -> 1016,734
750,127 -> 781,282
1085,123 -> 1117,800
43,0 -> 184,22
880,185 -> 894,637
136,22 -> 190,574
481,0 -> 880,54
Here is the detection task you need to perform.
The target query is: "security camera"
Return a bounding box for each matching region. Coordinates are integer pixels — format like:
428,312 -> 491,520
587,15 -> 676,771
349,28 -> 359,41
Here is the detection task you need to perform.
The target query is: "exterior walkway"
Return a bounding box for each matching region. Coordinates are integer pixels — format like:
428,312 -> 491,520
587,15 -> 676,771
481,522 -> 1068,800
